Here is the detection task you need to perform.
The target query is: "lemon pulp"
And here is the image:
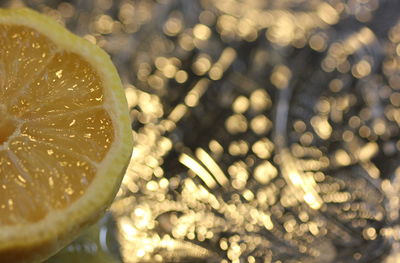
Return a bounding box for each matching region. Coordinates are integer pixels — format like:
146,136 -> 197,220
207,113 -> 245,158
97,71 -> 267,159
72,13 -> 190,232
0,25 -> 114,225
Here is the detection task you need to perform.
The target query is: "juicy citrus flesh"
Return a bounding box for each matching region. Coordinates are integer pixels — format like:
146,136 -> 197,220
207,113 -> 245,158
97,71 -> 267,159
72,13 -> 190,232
0,9 -> 132,263
0,25 -> 114,225
0,23 -> 116,225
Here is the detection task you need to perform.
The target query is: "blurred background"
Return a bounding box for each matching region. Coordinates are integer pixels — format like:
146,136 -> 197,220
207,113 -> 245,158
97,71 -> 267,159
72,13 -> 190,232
2,0 -> 400,262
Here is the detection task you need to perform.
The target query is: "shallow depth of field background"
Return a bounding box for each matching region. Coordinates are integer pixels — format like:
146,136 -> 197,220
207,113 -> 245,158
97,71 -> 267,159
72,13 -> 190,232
3,0 -> 400,262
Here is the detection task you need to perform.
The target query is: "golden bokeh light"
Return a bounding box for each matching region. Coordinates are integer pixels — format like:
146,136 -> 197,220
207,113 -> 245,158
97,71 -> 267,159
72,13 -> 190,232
12,0 -> 400,262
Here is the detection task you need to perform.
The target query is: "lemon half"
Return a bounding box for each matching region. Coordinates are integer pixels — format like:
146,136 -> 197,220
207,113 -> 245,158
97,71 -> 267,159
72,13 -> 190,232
0,8 -> 132,263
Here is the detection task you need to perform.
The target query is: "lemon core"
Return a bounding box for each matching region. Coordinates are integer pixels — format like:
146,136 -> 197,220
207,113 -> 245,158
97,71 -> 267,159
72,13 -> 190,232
0,105 -> 17,144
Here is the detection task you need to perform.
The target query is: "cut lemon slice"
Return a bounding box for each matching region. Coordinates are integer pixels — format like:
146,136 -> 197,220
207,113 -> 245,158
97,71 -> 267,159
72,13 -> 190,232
0,8 -> 133,263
